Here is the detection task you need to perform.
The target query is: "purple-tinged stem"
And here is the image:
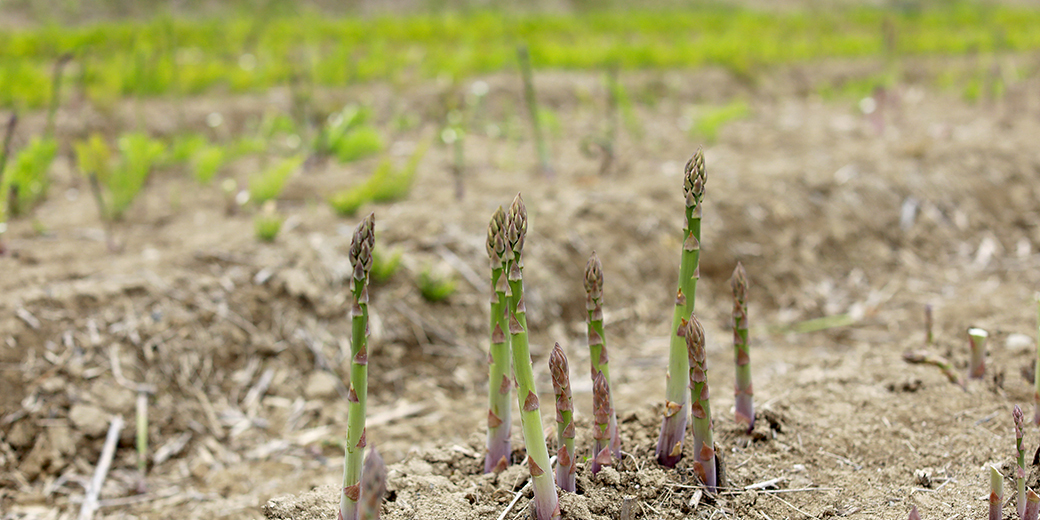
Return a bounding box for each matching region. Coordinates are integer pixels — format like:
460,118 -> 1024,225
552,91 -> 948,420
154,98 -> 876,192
484,206 -> 512,474
591,371 -> 613,475
686,314 -> 716,492
1016,405 -> 1027,519
1027,490 -> 1040,520
584,252 -> 620,459
968,327 -> 988,380
359,448 -> 387,520
731,262 -> 753,433
908,505 -> 921,520
990,466 -> 1003,520
549,343 -> 576,492
655,150 -> 705,467
1034,297 -> 1040,425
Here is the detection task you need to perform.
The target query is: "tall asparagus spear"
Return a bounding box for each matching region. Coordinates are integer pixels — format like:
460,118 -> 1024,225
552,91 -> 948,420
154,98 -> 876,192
1016,405 -> 1027,519
584,252 -> 620,458
505,194 -> 560,520
1034,296 -> 1040,425
485,206 -> 512,474
549,343 -> 575,492
340,213 -> 375,520
686,313 -> 716,492
359,448 -> 387,520
591,370 -> 614,475
990,466 -> 1004,520
655,149 -> 706,467
731,262 -> 753,432
968,327 -> 988,380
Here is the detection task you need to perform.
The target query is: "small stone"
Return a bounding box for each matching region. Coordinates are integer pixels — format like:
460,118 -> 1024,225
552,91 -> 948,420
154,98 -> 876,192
304,371 -> 339,400
69,404 -> 109,438
39,377 -> 65,394
1007,333 -> 1034,352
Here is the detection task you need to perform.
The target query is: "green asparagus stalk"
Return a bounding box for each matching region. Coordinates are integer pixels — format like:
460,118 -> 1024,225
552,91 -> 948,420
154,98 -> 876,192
485,206 -> 512,474
517,45 -> 553,177
591,370 -> 614,475
505,194 -> 559,520
1034,296 -> 1040,425
136,390 -> 148,482
1016,405 -> 1027,519
359,448 -> 387,520
686,313 -> 716,492
968,327 -> 988,380
902,350 -> 964,389
924,304 -> 933,346
908,505 -> 921,520
549,343 -> 575,492
991,466 -> 1004,520
731,262 -> 753,433
340,213 -> 375,520
1027,490 -> 1040,520
655,150 -> 705,467
584,252 -> 620,458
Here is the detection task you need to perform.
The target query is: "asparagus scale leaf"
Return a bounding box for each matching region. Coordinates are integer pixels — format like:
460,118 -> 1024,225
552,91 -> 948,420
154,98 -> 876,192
656,149 -> 705,467
359,448 -> 387,520
591,370 -> 614,475
340,213 -> 375,520
505,194 -> 560,520
484,206 -> 512,474
585,252 -> 620,458
686,313 -> 716,492
549,343 -> 576,492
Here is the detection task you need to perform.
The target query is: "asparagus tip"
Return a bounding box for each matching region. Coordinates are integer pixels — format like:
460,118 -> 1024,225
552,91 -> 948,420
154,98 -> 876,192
683,148 -> 706,207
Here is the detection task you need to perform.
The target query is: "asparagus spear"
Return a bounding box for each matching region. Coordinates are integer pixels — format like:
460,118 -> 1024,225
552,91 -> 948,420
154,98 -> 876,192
591,370 -> 614,475
340,213 -> 375,520
359,448 -> 387,520
549,343 -> 576,492
1034,296 -> 1040,425
731,262 -> 753,433
1028,490 -> 1040,520
584,252 -> 620,458
1016,405 -> 1027,519
517,45 -> 552,177
968,327 -> 988,380
485,206 -> 512,474
924,304 -> 934,347
991,466 -> 1004,520
908,505 -> 921,520
686,313 -> 716,492
505,194 -> 560,520
655,150 -> 706,467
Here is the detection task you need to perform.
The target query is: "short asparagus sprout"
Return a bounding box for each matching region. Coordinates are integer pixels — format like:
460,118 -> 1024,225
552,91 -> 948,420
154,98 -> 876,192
1034,295 -> 1040,425
484,206 -> 512,474
584,252 -> 619,458
1016,405 -> 1027,518
656,149 -> 705,468
731,262 -> 753,432
549,343 -> 576,491
505,194 -> 560,520
686,314 -> 716,492
968,327 -> 988,380
359,448 -> 387,520
1027,490 -> 1040,520
591,370 -> 614,475
991,466 -> 1004,520
924,304 -> 934,346
908,505 -> 921,520
340,213 -> 375,520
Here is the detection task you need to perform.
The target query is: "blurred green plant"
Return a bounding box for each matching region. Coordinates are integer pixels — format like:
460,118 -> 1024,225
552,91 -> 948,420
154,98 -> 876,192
248,155 -> 305,204
74,132 -> 165,221
418,267 -> 456,302
691,101 -> 750,143
2,136 -> 57,218
328,140 -> 428,217
254,201 -> 283,242
315,105 -> 383,163
370,246 -> 403,284
191,145 -> 226,184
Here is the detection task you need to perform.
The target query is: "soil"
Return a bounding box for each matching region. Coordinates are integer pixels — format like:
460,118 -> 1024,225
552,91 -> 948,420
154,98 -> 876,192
5,51 -> 1040,520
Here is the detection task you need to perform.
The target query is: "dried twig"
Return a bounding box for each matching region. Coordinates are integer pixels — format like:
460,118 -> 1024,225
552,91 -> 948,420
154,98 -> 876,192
79,415 -> 124,520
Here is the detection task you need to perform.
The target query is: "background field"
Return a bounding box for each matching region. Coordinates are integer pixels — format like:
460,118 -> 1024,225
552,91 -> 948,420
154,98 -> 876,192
4,1 -> 1040,519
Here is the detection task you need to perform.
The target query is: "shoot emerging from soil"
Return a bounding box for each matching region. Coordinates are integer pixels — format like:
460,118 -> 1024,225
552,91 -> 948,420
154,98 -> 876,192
686,314 -> 716,492
584,252 -> 619,458
505,194 -> 559,520
359,448 -> 387,520
1028,490 -> 1040,520
591,370 -> 614,475
340,213 -> 375,520
549,343 -> 576,491
656,149 -> 705,467
1016,404 -> 1027,518
968,327 -> 988,380
1035,295 -> 1040,424
731,262 -> 753,432
484,206 -> 512,474
991,466 -> 1003,520
908,505 -> 921,520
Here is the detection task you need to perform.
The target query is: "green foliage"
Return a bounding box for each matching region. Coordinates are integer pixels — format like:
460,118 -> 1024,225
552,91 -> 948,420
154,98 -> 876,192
315,106 -> 383,163
248,155 -> 305,204
2,137 -> 56,218
418,267 -> 456,302
328,141 -> 428,217
109,133 -> 166,220
370,246 -> 402,284
191,145 -> 226,184
691,101 -> 750,143
254,207 -> 284,242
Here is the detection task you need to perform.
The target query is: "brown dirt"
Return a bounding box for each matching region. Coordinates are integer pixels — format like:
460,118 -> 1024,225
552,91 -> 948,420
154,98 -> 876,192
5,54 -> 1040,520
